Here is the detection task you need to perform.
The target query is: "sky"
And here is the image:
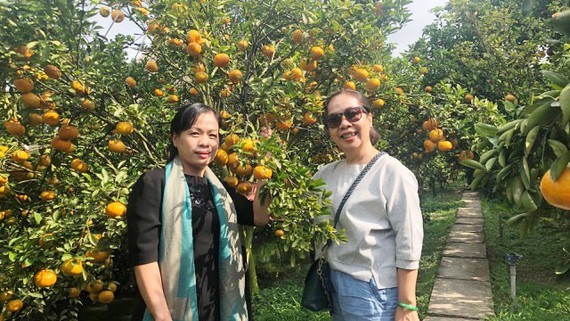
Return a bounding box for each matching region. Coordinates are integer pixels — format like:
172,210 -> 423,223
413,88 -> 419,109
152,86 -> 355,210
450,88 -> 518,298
386,0 -> 448,55
95,0 -> 449,60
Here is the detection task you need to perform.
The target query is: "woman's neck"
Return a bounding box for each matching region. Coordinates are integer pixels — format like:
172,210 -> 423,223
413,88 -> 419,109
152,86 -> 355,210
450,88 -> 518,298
344,145 -> 379,165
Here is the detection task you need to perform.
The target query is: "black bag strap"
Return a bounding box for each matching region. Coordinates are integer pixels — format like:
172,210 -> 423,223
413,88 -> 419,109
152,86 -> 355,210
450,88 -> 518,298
324,152 -> 385,249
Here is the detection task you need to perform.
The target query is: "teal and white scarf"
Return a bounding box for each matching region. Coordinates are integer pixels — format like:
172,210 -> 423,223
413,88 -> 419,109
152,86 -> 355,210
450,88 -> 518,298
143,156 -> 248,321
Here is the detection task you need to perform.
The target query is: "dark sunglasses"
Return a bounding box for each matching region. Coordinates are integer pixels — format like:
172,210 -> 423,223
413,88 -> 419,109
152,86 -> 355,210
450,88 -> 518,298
324,106 -> 370,128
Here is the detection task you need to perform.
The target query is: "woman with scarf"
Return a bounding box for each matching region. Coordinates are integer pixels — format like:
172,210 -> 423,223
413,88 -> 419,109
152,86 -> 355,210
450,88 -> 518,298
314,90 -> 423,321
127,103 -> 270,321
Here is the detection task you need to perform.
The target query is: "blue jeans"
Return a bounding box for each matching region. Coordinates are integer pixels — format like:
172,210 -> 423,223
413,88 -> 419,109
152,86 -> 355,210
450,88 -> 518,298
330,269 -> 398,321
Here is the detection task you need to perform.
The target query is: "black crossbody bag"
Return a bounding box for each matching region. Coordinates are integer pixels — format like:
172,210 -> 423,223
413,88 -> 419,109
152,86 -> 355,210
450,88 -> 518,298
301,152 -> 384,311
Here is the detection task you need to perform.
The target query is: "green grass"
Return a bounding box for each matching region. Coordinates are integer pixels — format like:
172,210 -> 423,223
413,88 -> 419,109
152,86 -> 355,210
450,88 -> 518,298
252,184 -> 464,320
482,199 -> 570,321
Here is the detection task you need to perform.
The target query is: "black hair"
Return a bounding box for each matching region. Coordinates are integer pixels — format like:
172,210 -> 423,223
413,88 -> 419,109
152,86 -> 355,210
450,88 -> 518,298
167,102 -> 221,163
324,89 -> 380,145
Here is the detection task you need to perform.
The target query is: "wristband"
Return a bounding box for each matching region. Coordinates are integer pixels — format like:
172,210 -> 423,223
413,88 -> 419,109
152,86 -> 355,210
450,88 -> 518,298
398,302 -> 418,311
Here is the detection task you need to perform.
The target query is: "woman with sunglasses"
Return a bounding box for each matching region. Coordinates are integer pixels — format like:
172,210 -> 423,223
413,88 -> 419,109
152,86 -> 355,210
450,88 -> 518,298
314,90 -> 423,321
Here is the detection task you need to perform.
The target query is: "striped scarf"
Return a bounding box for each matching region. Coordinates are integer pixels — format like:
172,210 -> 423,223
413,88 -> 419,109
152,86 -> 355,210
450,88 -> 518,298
143,156 -> 248,321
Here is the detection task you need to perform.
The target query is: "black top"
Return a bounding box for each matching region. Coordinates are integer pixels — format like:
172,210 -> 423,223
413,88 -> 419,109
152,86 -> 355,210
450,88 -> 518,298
127,169 -> 254,321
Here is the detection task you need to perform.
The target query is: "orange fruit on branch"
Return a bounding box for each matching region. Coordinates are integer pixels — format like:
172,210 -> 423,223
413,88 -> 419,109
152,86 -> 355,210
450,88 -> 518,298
11,150 -> 30,163
195,71 -> 209,83
34,269 -> 57,288
292,29 -> 304,44
540,166 -> 570,210
187,42 -> 202,57
58,124 -> 79,140
145,60 -> 159,72
0,290 -> 13,302
14,78 -> 34,93
125,76 -> 137,88
43,109 -> 60,126
187,29 -> 202,43
115,121 -> 134,135
86,250 -> 110,263
108,139 -> 126,153
111,9 -> 125,23
224,176 -> 239,188
21,92 -> 41,108
237,39 -> 249,51
4,119 -> 26,136
236,182 -> 253,195
44,65 -> 62,79
353,68 -> 369,82
505,94 -> 516,102
344,81 -> 356,90
437,140 -> 453,152
253,165 -> 273,179
303,111 -> 317,125
98,290 -> 115,304
61,259 -> 83,277
228,69 -> 243,83
372,98 -> 385,109
51,136 -> 71,152
68,287 -> 81,298
106,201 -> 127,218
310,46 -> 325,60
40,190 -> 56,201
213,53 -> 230,68
428,128 -> 444,142
423,139 -> 436,153
422,118 -> 439,131
365,78 -> 381,91
261,45 -> 275,58
70,158 -> 88,173
214,149 -> 229,166
6,299 -> 23,312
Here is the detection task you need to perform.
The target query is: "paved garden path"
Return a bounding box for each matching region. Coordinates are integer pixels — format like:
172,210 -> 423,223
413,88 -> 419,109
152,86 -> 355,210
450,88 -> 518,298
423,192 -> 495,321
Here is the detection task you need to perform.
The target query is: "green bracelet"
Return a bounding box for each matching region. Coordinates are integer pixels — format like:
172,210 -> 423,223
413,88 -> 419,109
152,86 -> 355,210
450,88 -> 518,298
398,302 -> 419,311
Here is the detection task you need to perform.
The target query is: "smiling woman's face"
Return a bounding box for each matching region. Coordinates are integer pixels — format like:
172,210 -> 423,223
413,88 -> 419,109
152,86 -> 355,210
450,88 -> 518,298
172,111 -> 219,176
326,93 -> 373,156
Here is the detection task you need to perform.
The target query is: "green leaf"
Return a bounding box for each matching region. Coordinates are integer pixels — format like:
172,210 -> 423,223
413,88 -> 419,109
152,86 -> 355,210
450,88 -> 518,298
520,190 -> 538,212
525,101 -> 560,133
549,151 -> 570,181
470,176 -> 482,190
475,123 -> 498,138
499,150 -> 507,167
552,9 -> 570,37
521,158 -> 531,190
548,139 -> 569,158
559,83 -> 570,126
485,157 -> 497,171
524,126 -> 540,156
497,119 -> 522,134
460,159 -> 487,171
480,149 -> 497,164
542,70 -> 569,88
496,164 -> 513,184
507,212 -> 529,226
509,176 -> 525,207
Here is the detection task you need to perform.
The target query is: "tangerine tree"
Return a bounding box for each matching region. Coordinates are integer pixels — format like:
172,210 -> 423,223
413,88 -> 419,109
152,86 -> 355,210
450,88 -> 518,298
0,0 -> 467,319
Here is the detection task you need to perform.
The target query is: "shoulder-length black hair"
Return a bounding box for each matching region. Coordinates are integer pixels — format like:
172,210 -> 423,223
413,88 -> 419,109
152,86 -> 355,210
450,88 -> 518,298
167,102 -> 221,163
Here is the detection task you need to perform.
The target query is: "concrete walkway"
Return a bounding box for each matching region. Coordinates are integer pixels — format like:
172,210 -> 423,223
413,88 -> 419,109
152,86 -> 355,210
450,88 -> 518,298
424,192 -> 495,321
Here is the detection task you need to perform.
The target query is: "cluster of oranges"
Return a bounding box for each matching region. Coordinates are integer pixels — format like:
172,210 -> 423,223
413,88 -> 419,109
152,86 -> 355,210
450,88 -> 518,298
213,133 -> 273,196
421,118 -> 454,154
